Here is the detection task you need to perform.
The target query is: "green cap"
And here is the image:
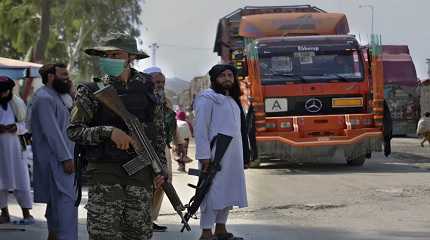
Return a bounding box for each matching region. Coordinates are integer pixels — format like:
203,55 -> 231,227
85,33 -> 149,59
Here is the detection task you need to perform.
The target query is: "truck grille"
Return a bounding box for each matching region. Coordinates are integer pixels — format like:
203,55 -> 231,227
265,94 -> 366,117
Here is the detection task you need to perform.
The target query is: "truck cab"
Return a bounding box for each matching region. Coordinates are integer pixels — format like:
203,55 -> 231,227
214,6 -> 387,166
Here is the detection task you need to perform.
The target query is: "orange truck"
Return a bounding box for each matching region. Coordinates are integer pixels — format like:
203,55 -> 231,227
214,5 -> 390,166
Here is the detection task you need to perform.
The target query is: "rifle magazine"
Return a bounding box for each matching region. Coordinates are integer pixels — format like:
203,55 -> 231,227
121,158 -> 147,176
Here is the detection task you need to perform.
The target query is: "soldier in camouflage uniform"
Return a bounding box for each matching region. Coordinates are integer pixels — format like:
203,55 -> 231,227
67,34 -> 166,240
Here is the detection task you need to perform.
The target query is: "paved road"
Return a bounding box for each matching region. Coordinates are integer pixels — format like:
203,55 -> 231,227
2,138 -> 430,239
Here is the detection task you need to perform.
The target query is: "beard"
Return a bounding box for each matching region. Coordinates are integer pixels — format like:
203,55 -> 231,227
52,77 -> 72,94
211,80 -> 233,95
0,91 -> 12,110
155,88 -> 165,102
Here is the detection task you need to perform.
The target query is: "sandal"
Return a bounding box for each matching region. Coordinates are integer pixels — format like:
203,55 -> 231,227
215,232 -> 244,240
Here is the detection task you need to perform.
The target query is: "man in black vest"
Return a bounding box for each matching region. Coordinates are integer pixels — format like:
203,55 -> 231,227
67,33 -> 166,240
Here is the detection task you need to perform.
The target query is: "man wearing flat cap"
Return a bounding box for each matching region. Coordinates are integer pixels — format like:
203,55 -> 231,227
67,33 -> 166,240
0,76 -> 33,225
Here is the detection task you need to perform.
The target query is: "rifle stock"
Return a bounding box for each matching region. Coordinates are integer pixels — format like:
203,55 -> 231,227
94,85 -> 191,231
94,85 -> 135,120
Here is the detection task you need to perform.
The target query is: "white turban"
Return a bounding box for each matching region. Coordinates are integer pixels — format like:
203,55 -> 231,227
143,66 -> 162,74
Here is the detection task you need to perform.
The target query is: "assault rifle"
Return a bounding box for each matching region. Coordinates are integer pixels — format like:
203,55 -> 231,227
94,85 -> 191,231
181,133 -> 233,232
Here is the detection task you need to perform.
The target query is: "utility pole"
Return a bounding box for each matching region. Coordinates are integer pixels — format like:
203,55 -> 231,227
359,4 -> 375,37
427,58 -> 430,78
149,42 -> 159,66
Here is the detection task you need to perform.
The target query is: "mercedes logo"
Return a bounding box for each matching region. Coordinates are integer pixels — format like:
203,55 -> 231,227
305,98 -> 323,113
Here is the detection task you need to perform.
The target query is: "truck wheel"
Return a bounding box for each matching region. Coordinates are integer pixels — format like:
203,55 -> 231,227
346,155 -> 366,166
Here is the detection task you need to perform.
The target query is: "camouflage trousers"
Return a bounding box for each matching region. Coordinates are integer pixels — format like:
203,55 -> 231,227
87,183 -> 153,240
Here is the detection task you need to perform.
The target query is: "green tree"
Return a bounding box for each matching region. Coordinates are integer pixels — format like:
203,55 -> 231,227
0,0 -> 143,81
0,0 -> 40,59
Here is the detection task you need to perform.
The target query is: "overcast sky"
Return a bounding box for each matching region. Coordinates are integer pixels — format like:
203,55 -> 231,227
136,0 -> 429,81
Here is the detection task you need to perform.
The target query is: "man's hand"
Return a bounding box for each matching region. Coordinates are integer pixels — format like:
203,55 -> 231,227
63,159 -> 75,174
111,128 -> 133,150
154,175 -> 166,189
200,159 -> 210,173
175,144 -> 185,158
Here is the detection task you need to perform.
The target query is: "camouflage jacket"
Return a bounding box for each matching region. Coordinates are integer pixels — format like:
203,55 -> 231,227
67,68 -> 167,169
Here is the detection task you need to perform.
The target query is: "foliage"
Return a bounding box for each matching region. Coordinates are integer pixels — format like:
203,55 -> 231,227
0,0 -> 143,81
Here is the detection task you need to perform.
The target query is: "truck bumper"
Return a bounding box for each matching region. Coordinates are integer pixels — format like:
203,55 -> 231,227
256,132 -> 383,162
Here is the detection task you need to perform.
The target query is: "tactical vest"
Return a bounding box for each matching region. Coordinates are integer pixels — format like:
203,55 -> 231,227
84,79 -> 157,163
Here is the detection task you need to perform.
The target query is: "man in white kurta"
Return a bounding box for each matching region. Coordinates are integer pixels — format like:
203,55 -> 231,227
0,76 -> 33,224
143,66 -> 177,232
30,64 -> 77,240
194,64 -> 247,240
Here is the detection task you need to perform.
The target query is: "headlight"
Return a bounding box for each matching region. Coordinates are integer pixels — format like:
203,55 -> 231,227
350,119 -> 360,126
265,98 -> 288,113
361,118 -> 373,126
265,122 -> 276,129
280,122 -> 291,128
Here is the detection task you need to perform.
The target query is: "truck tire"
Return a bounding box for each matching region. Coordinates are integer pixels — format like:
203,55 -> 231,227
346,155 -> 366,166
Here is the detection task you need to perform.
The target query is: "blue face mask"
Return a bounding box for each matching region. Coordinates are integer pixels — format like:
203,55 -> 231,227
99,57 -> 126,77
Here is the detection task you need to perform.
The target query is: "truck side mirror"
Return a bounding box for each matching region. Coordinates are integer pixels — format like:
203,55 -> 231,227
232,50 -> 248,77
232,59 -> 248,77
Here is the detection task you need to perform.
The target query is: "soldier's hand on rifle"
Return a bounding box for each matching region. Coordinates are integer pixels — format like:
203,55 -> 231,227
200,159 -> 210,173
63,159 -> 75,174
111,128 -> 133,150
154,175 -> 165,189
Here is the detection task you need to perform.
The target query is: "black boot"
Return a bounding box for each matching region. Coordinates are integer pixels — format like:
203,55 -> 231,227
153,222 -> 168,232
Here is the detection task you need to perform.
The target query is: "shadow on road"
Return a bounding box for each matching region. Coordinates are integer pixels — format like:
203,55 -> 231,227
0,217 -> 88,240
388,152 -> 430,163
252,156 -> 430,175
3,220 -> 428,240
151,223 -> 430,240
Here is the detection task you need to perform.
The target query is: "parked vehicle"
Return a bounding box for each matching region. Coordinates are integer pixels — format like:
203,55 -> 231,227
214,5 -> 390,166
381,45 -> 419,136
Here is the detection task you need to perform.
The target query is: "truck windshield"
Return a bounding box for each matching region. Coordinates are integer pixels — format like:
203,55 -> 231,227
258,48 -> 364,84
